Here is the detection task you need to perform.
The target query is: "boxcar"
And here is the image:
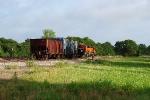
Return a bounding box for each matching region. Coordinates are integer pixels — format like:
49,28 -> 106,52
51,37 -> 66,55
30,39 -> 63,59
52,38 -> 78,58
65,39 -> 78,58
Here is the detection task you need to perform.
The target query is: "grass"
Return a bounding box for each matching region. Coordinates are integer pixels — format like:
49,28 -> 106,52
4,64 -> 18,69
0,57 -> 150,100
26,60 -> 37,67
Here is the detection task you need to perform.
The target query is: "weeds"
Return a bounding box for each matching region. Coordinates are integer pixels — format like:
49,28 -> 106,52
12,72 -> 18,83
26,60 -> 36,67
4,64 -> 18,69
55,61 -> 69,67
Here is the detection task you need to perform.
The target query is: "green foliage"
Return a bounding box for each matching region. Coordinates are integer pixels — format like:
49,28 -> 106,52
26,60 -> 36,67
138,44 -> 147,56
95,42 -> 103,55
0,37 -> 30,57
67,36 -> 98,55
146,45 -> 150,55
101,42 -> 115,56
55,61 -> 69,67
66,36 -> 84,44
84,59 -> 112,66
0,45 -> 5,57
114,41 -> 124,55
66,36 -> 116,56
67,36 -> 96,46
17,39 -> 30,57
4,64 -> 18,69
114,39 -> 138,56
42,29 -> 56,39
123,40 -> 138,56
0,37 -> 17,57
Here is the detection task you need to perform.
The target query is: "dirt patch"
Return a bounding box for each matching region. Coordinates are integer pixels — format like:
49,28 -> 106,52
0,68 -> 33,81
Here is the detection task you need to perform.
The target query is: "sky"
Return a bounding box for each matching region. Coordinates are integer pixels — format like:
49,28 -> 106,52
0,0 -> 150,46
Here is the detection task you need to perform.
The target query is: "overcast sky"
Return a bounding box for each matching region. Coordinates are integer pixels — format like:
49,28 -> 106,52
0,0 -> 150,46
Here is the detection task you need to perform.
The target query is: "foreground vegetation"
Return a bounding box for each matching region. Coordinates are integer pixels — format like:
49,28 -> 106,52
0,57 -> 150,100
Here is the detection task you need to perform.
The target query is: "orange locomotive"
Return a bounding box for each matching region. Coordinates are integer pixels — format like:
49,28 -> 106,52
78,44 -> 95,57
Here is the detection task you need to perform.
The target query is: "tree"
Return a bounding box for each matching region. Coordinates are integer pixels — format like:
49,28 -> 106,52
82,37 -> 96,46
17,38 -> 30,57
138,44 -> 147,56
95,42 -> 103,55
101,42 -> 115,56
42,29 -> 56,39
114,39 -> 138,56
0,37 -> 30,57
66,36 -> 84,44
114,41 -> 124,55
66,36 -> 96,46
115,39 -> 138,56
123,39 -> 138,56
146,45 -> 150,55
0,43 -> 4,57
0,37 -> 18,57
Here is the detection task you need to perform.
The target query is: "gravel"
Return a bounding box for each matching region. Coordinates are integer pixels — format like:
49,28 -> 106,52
0,58 -> 87,69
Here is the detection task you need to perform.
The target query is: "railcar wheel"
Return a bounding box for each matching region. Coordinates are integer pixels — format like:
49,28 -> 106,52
57,55 -> 60,59
30,54 -> 37,60
45,55 -> 48,60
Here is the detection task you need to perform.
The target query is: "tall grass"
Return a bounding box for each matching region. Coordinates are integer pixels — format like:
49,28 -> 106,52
0,57 -> 150,100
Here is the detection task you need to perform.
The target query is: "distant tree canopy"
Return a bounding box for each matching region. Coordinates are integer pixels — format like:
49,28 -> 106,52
146,45 -> 150,55
42,29 -> 56,39
67,36 -> 96,46
101,42 -> 115,56
138,44 -> 147,55
0,37 -> 30,57
66,36 -> 114,56
95,42 -> 103,56
114,39 -> 138,56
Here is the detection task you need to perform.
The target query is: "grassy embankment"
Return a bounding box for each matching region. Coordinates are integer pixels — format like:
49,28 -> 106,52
0,57 -> 150,100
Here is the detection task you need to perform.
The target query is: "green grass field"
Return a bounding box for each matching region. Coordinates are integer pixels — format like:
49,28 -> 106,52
0,57 -> 150,100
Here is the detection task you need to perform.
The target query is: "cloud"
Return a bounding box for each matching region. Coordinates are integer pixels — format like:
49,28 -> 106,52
0,0 -> 150,45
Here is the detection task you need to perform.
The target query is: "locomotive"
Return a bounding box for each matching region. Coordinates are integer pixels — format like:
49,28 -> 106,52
30,37 -> 95,59
78,44 -> 95,57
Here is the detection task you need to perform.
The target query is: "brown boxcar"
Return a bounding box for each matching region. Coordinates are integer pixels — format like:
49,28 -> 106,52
30,39 -> 63,59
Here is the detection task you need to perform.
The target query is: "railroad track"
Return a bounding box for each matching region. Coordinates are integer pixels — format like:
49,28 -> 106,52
0,56 -> 92,62
0,56 -> 114,69
0,57 -> 92,69
0,55 -> 109,63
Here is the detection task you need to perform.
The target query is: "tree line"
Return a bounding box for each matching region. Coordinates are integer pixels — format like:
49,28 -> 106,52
67,36 -> 148,56
0,37 -> 30,57
0,29 -> 149,57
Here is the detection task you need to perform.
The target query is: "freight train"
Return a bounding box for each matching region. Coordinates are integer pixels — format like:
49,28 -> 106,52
30,38 -> 95,59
